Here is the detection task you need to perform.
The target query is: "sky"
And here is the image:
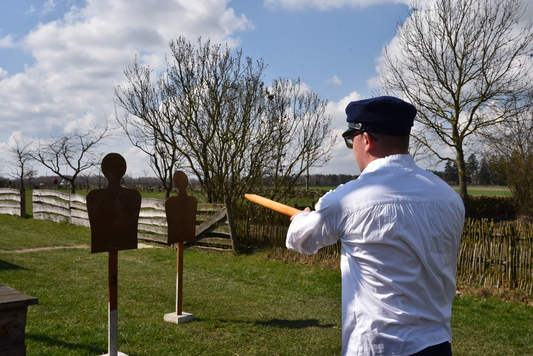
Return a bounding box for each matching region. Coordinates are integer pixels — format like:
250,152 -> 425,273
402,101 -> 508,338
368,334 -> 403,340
0,0 -> 531,179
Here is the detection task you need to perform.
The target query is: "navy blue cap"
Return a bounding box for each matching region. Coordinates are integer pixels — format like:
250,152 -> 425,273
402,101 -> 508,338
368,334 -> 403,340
345,96 -> 416,136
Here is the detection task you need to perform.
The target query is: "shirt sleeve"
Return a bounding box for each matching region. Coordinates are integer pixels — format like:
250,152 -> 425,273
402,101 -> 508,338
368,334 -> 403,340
285,191 -> 341,255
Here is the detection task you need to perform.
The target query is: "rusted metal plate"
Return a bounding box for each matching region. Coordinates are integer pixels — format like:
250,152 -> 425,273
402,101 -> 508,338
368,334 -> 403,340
87,153 -> 141,253
165,171 -> 197,244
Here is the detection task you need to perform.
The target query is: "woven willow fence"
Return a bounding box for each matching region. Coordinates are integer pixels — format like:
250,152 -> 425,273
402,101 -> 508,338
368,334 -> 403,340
240,203 -> 533,293
457,218 -> 533,293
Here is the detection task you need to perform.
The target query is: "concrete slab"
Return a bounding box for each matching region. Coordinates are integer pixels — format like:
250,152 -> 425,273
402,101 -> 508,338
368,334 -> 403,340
164,312 -> 194,324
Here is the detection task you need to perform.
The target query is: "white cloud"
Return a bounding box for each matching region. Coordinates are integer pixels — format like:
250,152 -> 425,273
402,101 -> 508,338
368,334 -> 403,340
6,131 -> 24,146
42,0 -> 58,14
327,75 -> 342,86
0,0 -> 252,175
368,32 -> 401,91
311,91 -> 366,175
0,34 -> 15,48
121,146 -> 151,178
326,91 -> 364,129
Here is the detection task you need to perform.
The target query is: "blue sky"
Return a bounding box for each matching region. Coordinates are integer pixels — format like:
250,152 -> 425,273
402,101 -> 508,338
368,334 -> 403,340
231,1 -> 408,101
0,0 -> 408,97
0,0 -> 529,178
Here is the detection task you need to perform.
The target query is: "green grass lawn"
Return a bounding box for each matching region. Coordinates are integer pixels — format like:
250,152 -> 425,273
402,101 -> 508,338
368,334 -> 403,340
1,213 -> 532,355
0,214 -> 341,355
452,294 -> 533,355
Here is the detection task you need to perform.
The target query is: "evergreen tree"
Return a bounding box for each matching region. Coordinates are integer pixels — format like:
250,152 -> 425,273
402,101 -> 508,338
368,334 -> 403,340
466,154 -> 479,184
478,158 -> 493,185
444,161 -> 459,184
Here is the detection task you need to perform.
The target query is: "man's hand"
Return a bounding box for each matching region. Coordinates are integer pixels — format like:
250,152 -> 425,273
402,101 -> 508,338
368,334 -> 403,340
290,207 -> 312,221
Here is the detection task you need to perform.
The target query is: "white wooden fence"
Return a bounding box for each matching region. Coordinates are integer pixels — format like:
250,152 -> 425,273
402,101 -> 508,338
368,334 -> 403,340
31,189 -> 234,249
0,188 -> 22,216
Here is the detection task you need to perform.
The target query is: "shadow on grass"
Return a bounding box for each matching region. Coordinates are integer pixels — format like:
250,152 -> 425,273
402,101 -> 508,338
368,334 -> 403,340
26,333 -> 107,355
0,260 -> 27,270
255,318 -> 336,329
195,317 -> 336,329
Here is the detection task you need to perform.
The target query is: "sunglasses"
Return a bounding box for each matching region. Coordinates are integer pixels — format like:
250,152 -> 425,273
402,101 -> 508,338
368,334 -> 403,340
342,126 -> 378,149
342,129 -> 363,149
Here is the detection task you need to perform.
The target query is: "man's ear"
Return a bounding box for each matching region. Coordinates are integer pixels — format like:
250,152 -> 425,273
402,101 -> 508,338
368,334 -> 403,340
363,132 -> 375,152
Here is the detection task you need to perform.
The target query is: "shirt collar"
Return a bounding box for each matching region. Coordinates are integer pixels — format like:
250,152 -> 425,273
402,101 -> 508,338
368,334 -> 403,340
361,154 -> 414,175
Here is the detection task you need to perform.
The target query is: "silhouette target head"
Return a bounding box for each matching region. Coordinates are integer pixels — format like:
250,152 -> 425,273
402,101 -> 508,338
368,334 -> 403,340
173,171 -> 188,193
101,153 -> 127,183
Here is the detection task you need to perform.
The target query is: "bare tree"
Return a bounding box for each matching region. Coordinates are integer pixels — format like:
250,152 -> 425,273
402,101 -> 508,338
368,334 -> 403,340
263,79 -> 335,195
148,139 -> 184,198
31,123 -> 110,193
484,100 -> 533,216
79,166 -> 97,193
5,137 -> 35,217
380,0 -> 533,215
114,61 -> 185,198
115,37 -> 334,204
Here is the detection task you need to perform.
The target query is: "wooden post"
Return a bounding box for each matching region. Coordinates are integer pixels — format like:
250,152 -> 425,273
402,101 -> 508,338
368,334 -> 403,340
176,242 -> 184,315
224,197 -> 237,251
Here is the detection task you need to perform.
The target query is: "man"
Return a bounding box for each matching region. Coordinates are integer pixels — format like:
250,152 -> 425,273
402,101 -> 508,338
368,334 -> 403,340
286,96 -> 465,356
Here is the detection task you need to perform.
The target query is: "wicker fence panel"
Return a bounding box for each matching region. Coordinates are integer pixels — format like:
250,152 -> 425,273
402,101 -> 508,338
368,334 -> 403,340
457,219 -> 533,294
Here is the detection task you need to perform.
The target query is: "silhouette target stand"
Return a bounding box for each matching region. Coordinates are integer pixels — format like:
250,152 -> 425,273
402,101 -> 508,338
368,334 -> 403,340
87,153 -> 141,356
164,171 -> 197,324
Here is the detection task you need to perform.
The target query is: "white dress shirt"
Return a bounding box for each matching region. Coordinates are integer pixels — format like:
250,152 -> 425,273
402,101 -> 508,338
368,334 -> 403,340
287,154 -> 465,356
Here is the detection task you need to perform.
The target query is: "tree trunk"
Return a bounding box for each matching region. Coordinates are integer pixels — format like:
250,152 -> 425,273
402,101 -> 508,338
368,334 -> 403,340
456,151 -> 469,217
19,187 -> 26,219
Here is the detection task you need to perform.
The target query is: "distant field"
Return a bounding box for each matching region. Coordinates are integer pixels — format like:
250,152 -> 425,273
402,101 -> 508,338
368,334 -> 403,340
300,186 -> 512,197
450,186 -> 511,197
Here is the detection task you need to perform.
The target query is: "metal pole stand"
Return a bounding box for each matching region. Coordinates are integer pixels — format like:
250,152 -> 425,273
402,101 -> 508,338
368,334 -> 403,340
164,242 -> 193,324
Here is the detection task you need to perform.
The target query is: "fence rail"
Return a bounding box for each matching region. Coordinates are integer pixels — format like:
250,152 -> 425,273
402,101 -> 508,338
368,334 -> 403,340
32,189 -> 233,249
